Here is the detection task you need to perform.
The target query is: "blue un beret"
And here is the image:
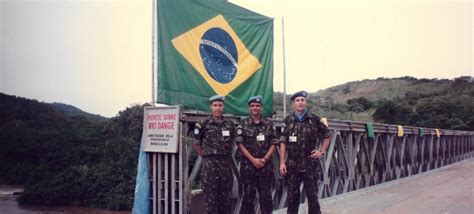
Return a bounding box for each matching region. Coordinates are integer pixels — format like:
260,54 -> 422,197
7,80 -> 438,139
290,91 -> 308,101
247,95 -> 263,105
209,95 -> 225,103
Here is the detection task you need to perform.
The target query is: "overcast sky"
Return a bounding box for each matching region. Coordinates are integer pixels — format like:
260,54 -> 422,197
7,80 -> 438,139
1,0 -> 472,117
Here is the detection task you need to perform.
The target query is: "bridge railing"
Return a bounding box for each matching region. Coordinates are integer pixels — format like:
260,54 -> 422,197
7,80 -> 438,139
148,110 -> 474,214
317,120 -> 473,200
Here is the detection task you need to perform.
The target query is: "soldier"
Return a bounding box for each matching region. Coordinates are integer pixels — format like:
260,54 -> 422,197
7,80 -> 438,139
236,95 -> 278,214
279,91 -> 332,214
193,95 -> 236,214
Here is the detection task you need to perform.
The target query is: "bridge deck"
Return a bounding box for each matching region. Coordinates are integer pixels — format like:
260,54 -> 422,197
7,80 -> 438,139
275,158 -> 474,214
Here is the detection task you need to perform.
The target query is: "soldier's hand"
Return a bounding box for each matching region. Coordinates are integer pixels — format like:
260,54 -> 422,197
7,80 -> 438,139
251,158 -> 264,169
279,163 -> 287,176
310,150 -> 322,159
194,144 -> 204,157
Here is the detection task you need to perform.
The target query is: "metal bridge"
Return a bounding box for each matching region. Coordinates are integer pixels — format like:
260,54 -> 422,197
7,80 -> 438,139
147,110 -> 474,214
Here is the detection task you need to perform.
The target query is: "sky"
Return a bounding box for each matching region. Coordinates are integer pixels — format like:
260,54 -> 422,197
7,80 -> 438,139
0,0 -> 472,117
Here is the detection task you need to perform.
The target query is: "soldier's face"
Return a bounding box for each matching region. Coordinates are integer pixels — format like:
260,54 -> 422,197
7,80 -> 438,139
293,97 -> 307,112
249,103 -> 262,116
210,101 -> 224,118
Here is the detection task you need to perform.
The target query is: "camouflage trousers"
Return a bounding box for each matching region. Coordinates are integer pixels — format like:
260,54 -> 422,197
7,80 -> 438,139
201,156 -> 233,214
240,173 -> 274,214
286,170 -> 320,214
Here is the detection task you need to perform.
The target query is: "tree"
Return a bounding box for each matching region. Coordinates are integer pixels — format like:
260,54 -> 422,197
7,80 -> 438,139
347,97 -> 373,112
405,91 -> 420,105
414,96 -> 474,130
373,100 -> 413,125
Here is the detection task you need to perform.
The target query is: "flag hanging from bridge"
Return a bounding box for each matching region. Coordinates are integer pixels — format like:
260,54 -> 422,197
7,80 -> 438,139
157,0 -> 274,116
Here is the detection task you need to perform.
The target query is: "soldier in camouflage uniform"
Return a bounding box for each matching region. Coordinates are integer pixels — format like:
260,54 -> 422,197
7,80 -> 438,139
279,91 -> 332,214
236,95 -> 278,214
194,95 -> 236,214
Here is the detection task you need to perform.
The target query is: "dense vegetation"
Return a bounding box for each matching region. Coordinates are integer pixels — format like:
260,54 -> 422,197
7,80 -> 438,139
0,76 -> 472,211
0,93 -> 145,210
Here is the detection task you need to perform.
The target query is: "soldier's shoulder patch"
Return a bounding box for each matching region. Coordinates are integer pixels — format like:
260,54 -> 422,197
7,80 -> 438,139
320,117 -> 329,128
195,123 -> 202,129
236,124 -> 243,135
194,122 -> 203,135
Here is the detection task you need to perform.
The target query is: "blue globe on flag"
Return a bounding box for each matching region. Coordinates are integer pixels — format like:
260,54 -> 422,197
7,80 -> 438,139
199,27 -> 238,84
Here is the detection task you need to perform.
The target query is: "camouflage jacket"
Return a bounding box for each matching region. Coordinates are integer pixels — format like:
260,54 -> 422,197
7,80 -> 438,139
194,116 -> 236,156
236,116 -> 278,175
279,112 -> 331,172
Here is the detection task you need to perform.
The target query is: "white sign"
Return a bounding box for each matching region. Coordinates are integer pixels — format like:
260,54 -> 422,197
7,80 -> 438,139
143,106 -> 181,153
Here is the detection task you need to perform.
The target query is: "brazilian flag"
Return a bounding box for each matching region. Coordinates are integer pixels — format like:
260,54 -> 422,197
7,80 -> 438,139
157,0 -> 274,116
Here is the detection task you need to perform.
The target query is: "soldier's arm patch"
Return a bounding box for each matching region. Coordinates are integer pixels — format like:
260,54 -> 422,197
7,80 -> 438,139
194,123 -> 202,135
236,124 -> 243,136
320,117 -> 329,128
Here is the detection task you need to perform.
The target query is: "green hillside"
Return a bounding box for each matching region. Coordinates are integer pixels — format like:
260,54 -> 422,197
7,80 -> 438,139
274,76 -> 474,130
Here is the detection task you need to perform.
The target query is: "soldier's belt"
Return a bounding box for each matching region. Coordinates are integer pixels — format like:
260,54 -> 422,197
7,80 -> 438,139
288,151 -> 312,158
287,153 -> 305,159
203,154 -> 231,159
